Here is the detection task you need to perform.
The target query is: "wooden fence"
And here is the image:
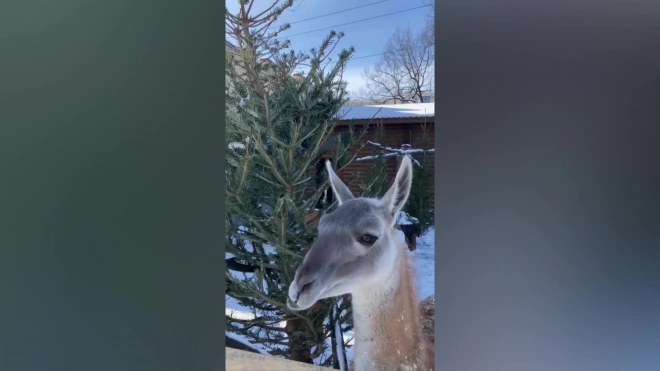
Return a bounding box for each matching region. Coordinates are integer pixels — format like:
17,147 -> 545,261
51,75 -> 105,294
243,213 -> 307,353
226,348 -> 331,371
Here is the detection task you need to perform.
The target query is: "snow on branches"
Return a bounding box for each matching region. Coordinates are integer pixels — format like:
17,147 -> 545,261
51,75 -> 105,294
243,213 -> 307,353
355,141 -> 434,166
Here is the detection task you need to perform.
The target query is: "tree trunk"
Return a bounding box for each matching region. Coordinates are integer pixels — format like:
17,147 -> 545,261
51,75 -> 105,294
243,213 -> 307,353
285,212 -> 325,364
285,301 -> 323,364
286,317 -> 314,363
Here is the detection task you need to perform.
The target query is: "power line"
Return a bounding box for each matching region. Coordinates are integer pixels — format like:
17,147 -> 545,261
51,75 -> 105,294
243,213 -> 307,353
349,52 -> 385,60
288,0 -> 390,25
321,52 -> 383,68
322,52 -> 384,66
276,4 -> 431,39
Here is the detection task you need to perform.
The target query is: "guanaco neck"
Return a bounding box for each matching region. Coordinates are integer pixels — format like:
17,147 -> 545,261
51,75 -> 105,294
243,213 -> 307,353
349,233 -> 434,371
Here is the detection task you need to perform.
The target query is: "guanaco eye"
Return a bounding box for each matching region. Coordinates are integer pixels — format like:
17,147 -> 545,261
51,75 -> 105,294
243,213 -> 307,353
359,234 -> 378,245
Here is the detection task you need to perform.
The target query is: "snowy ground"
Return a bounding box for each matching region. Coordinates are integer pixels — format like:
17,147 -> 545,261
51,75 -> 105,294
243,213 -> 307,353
225,228 -> 435,364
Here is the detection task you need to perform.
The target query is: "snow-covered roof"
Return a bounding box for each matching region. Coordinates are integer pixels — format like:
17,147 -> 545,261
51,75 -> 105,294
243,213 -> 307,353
336,103 -> 434,121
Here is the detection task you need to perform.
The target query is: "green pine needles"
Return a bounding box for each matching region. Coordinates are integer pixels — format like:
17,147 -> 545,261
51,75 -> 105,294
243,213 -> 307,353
225,0 -> 366,365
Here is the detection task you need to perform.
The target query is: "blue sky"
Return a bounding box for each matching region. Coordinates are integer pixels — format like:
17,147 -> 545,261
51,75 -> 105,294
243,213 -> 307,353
226,0 -> 432,95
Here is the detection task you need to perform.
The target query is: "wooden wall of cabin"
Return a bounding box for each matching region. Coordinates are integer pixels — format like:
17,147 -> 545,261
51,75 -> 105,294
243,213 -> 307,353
304,121 -> 435,208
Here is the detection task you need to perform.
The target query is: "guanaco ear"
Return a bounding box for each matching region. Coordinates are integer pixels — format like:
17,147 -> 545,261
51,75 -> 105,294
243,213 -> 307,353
326,160 -> 354,205
381,155 -> 413,219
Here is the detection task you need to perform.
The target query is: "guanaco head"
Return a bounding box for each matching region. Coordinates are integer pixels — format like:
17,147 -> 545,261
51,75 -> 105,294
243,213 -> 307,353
287,155 -> 414,311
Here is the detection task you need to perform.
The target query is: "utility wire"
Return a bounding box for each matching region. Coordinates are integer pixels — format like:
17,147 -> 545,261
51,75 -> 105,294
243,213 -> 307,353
276,4 -> 431,39
321,52 -> 386,70
349,52 -> 385,60
267,0 -> 388,34
288,0 -> 390,25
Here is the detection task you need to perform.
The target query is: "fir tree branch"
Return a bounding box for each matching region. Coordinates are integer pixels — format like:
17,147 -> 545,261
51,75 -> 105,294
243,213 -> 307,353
226,257 -> 280,273
229,316 -> 287,333
226,3 -> 360,359
226,274 -> 299,322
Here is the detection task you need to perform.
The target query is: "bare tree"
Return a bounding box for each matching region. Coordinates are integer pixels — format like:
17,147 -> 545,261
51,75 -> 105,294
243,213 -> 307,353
358,24 -> 434,104
422,0 -> 434,47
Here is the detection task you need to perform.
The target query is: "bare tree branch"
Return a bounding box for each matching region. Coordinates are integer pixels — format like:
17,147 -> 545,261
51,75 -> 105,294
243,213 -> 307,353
422,0 -> 435,48
357,21 -> 434,104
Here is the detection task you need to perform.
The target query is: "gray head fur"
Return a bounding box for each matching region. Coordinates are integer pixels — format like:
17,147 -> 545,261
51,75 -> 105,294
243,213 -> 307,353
287,155 -> 414,311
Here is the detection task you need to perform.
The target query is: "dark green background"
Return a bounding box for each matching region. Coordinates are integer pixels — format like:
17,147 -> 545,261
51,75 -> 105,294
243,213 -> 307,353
0,1 -> 224,370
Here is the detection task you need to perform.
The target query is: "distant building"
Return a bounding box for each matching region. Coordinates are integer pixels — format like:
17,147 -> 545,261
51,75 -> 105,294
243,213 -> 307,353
421,91 -> 434,103
309,103 -> 435,205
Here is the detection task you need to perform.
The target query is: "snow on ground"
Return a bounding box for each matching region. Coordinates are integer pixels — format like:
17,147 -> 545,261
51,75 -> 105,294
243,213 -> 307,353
396,210 -> 420,226
225,232 -> 277,260
226,227 -> 435,364
407,228 -> 435,301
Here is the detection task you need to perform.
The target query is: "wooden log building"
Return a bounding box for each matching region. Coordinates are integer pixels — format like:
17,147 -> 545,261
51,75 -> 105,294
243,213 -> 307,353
313,103 -> 435,206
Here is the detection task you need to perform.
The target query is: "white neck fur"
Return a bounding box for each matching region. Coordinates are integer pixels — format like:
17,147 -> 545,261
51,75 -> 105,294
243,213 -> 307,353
349,231 -> 406,371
